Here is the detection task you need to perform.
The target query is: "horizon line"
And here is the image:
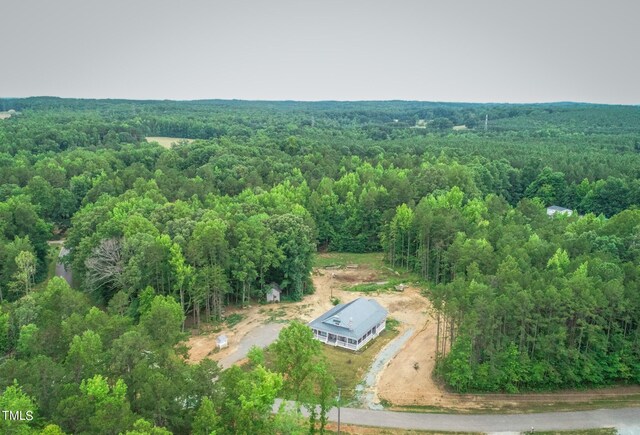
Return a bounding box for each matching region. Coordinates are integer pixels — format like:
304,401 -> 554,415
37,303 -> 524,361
1,95 -> 638,107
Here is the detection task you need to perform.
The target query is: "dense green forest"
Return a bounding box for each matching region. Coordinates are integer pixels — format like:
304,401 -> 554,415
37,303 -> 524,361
0,97 -> 639,432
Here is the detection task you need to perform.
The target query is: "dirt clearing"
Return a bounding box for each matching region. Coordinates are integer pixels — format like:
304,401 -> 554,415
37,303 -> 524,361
184,256 -> 429,371
185,254 -> 441,410
185,253 -> 640,412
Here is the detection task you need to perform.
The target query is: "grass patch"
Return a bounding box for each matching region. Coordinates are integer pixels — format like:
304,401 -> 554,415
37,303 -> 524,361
385,317 -> 400,332
324,425 -> 480,434
315,252 -> 427,285
389,393 -> 640,414
535,430 -> 616,435
262,308 -> 287,323
146,136 -> 194,149
314,252 -> 387,270
323,427 -> 614,435
501,395 -> 640,413
349,278 -> 424,293
225,313 -> 244,328
322,328 -> 399,403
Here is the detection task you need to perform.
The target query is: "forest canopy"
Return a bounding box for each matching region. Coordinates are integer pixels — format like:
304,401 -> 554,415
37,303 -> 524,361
0,97 -> 639,432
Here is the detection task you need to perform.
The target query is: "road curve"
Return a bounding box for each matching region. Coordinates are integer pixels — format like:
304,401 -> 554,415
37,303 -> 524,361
274,400 -> 640,432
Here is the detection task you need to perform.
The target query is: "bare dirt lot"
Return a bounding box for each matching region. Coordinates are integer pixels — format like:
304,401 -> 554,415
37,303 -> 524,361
185,258 -> 431,375
186,255 -> 640,411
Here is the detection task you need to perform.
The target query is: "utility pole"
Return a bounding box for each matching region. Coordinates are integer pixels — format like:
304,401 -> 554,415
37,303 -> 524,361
484,114 -> 488,131
337,387 -> 341,434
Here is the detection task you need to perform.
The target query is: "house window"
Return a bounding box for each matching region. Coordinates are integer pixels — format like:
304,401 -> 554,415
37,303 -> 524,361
348,338 -> 357,345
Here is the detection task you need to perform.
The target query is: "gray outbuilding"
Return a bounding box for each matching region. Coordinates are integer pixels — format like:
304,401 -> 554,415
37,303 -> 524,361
266,282 -> 281,303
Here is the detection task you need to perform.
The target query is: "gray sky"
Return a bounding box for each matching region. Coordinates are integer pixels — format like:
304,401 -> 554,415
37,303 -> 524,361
1,0 -> 638,104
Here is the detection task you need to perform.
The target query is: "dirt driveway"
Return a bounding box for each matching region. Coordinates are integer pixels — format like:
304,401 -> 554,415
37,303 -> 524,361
186,259 -> 640,411
185,263 -> 431,373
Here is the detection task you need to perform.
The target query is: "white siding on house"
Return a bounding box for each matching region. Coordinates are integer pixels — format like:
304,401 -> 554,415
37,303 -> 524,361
312,318 -> 386,351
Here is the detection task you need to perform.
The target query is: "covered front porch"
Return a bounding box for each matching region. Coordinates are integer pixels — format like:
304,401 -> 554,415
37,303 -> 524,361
311,320 -> 385,351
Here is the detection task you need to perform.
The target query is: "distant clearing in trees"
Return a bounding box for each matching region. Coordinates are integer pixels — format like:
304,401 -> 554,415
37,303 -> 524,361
146,136 -> 194,148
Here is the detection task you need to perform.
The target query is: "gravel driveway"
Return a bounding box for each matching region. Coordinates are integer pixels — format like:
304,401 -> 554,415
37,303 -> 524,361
358,328 -> 415,409
218,322 -> 285,368
56,247 -> 73,285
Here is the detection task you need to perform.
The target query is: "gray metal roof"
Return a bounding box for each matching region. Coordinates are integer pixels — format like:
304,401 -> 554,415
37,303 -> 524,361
308,298 -> 387,340
269,282 -> 281,293
547,205 -> 572,212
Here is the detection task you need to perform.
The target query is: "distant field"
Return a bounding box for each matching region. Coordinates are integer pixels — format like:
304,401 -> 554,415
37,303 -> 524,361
146,136 -> 194,149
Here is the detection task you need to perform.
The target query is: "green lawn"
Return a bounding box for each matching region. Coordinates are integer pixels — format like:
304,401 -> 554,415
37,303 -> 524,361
224,313 -> 245,328
535,430 -> 616,435
325,428 -> 479,435
314,252 -> 425,287
323,428 -> 614,435
322,327 -> 399,403
314,252 -> 387,270
261,326 -> 399,404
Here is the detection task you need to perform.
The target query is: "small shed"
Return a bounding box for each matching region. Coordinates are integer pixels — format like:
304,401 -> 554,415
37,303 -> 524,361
216,335 -> 228,349
266,283 -> 281,303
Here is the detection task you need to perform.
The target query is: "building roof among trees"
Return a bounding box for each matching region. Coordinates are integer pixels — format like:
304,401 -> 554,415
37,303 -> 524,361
268,282 -> 281,293
547,205 -> 573,215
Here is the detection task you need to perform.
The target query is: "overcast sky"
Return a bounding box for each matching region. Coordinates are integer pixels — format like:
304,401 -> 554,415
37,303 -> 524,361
1,1 -> 638,104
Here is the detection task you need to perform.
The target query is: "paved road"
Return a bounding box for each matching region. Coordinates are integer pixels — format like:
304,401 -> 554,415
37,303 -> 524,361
219,322 -> 285,368
50,243 -> 639,432
55,247 -> 73,285
275,401 -> 640,432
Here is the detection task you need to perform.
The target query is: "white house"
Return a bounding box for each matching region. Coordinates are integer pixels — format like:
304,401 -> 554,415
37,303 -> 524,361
546,205 -> 573,217
308,298 -> 388,351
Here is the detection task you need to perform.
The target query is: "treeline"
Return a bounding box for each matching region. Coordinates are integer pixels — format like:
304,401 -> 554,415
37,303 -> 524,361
0,277 -> 333,433
2,99 -> 640,320
382,189 -> 640,391
0,96 -> 639,411
65,181 -> 316,323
